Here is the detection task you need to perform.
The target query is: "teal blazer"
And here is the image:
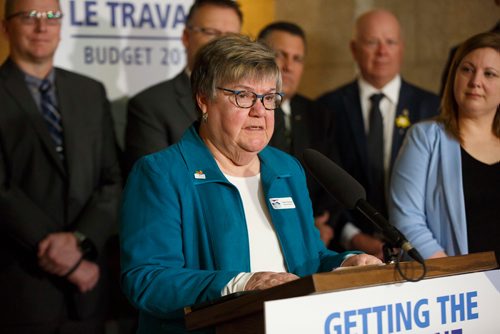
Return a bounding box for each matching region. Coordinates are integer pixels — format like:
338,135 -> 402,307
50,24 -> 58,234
120,124 -> 355,333
389,121 -> 468,259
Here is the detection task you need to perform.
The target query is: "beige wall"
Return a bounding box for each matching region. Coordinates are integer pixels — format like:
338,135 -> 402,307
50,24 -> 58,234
240,0 -> 275,38
275,0 -> 500,98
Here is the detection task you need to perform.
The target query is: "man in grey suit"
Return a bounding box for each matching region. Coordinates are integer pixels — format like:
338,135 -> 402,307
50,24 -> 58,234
316,9 -> 440,257
0,0 -> 122,332
123,0 -> 243,175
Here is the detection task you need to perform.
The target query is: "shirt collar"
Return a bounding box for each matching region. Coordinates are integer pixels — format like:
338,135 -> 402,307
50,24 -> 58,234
358,75 -> 401,105
281,98 -> 291,116
24,68 -> 56,91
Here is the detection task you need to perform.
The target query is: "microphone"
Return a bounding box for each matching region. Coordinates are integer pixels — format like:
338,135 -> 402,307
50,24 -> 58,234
303,149 -> 424,264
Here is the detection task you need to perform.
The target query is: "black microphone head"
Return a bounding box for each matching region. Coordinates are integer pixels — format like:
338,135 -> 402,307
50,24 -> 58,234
303,149 -> 366,209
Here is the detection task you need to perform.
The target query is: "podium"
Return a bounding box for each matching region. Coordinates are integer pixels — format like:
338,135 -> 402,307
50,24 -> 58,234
184,252 -> 498,333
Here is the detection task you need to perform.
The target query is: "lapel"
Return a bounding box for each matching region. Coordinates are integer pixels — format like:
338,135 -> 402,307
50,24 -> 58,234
390,80 -> 413,168
259,149 -> 297,273
3,60 -> 66,176
269,107 -> 288,153
179,126 -> 251,271
173,71 -> 198,123
289,95 -> 308,156
343,82 -> 370,176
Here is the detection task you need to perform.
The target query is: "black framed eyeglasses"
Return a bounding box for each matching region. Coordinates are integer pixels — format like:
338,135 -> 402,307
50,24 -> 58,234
6,10 -> 63,26
217,87 -> 284,111
187,25 -> 223,37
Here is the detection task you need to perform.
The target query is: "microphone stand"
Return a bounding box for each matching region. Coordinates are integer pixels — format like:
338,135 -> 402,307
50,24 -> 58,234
382,242 -> 399,264
381,240 -> 427,282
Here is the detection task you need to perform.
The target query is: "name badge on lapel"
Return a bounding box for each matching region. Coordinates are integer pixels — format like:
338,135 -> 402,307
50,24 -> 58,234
269,197 -> 296,210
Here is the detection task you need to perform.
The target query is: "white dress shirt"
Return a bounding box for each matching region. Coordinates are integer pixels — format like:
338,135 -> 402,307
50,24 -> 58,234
341,75 -> 402,246
358,75 -> 401,175
222,173 -> 286,295
280,98 -> 292,134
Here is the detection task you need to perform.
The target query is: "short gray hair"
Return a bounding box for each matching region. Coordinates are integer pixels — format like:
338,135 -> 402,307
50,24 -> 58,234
191,34 -> 282,115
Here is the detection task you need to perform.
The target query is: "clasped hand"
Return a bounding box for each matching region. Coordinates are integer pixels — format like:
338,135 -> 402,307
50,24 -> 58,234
37,232 -> 99,293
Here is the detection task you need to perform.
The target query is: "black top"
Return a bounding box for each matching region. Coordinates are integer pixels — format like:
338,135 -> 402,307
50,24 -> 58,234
461,147 -> 500,258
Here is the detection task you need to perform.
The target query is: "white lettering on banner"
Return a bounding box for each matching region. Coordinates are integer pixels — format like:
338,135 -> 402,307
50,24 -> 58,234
265,270 -> 500,334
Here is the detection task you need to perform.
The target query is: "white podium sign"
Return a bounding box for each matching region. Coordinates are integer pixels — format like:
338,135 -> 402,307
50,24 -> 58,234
265,270 -> 500,334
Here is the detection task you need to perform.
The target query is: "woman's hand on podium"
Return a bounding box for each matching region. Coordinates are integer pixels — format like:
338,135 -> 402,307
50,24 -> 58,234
341,254 -> 383,267
244,272 -> 299,290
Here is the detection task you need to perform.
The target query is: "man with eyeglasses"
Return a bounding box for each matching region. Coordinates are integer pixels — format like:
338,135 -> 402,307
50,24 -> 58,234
0,0 -> 122,333
123,0 -> 243,177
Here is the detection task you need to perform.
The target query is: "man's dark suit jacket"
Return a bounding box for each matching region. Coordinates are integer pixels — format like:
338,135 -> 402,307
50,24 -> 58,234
124,70 -> 287,176
315,79 -> 440,242
273,93 -> 326,214
0,59 -> 122,329
124,71 -> 197,175
273,93 -> 317,158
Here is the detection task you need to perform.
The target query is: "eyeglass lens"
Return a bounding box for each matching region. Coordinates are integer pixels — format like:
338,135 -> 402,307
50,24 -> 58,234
8,10 -> 63,25
236,91 -> 282,110
189,25 -> 223,37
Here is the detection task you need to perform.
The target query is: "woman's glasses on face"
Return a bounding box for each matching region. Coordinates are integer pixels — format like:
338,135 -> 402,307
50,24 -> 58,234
217,87 -> 284,111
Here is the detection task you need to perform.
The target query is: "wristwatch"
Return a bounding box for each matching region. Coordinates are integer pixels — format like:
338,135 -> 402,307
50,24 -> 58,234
73,231 -> 97,260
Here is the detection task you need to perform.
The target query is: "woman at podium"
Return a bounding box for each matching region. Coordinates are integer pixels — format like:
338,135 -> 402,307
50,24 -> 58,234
390,32 -> 500,260
119,34 -> 382,333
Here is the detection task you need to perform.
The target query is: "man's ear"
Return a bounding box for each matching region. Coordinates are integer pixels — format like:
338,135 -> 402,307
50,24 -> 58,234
1,19 -> 9,37
349,40 -> 358,60
181,27 -> 190,50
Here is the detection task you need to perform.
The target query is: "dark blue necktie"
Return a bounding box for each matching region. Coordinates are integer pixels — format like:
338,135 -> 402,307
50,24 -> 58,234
367,93 -> 386,213
39,80 -> 64,158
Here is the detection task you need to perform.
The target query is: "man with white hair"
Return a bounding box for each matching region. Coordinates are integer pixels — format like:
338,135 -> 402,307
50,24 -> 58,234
316,9 -> 439,257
